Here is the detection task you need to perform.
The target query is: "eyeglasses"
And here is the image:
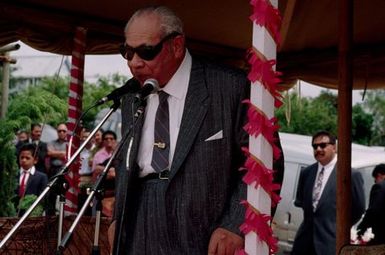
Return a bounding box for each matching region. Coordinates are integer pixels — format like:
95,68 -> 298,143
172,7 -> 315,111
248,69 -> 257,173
57,130 -> 67,133
119,32 -> 181,61
312,142 -> 333,150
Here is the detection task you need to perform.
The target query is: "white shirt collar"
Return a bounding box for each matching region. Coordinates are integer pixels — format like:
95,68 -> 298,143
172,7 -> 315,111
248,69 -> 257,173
20,166 -> 36,176
318,154 -> 337,171
161,50 -> 192,100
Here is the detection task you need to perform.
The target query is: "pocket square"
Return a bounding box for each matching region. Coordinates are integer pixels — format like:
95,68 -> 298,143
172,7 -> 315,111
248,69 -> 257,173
205,130 -> 223,141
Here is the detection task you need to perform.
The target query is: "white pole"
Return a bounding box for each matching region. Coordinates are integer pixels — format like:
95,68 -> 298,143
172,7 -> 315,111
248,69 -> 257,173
245,0 -> 278,254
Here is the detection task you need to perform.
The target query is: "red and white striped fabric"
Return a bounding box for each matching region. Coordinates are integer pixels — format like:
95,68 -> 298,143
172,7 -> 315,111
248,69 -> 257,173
64,27 -> 87,215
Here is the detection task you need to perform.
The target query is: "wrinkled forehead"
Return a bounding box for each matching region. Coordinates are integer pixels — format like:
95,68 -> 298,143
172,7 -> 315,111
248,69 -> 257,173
125,13 -> 163,46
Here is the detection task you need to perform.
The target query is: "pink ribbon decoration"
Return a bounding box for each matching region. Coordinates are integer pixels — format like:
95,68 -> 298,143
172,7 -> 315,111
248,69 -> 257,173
249,0 -> 282,46
243,100 -> 281,160
241,147 -> 281,207
247,50 -> 283,108
240,201 -> 279,255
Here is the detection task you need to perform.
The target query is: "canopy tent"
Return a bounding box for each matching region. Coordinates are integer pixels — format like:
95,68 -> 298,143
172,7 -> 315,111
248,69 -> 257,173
0,0 -> 383,253
1,0 -> 385,90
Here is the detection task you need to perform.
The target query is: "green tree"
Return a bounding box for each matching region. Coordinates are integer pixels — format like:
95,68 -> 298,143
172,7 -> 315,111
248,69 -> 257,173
363,89 -> 385,145
276,91 -> 337,136
276,91 -> 373,145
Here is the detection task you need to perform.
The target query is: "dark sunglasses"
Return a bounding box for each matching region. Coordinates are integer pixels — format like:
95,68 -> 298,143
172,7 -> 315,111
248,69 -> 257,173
57,130 -> 67,133
312,142 -> 333,150
119,32 -> 181,61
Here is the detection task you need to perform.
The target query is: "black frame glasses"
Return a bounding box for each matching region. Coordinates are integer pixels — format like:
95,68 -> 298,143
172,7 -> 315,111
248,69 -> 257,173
312,142 -> 333,150
119,32 -> 181,61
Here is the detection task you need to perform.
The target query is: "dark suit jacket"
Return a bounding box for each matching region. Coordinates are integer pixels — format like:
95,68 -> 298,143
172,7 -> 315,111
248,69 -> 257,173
17,170 -> 48,198
357,180 -> 385,245
31,140 -> 48,173
291,163 -> 365,255
113,57 -> 284,254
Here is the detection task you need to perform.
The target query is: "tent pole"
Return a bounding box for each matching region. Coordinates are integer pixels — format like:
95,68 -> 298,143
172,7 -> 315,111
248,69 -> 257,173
336,0 -> 353,253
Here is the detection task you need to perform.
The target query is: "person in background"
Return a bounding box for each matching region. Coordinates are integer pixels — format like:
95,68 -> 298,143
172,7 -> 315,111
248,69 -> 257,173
15,130 -> 30,163
78,128 -> 94,186
357,163 -> 385,244
92,130 -> 117,217
29,123 -> 48,174
47,123 -> 68,177
291,130 -> 365,255
88,128 -> 104,171
16,143 -> 48,216
110,6 -> 284,255
77,128 -> 94,215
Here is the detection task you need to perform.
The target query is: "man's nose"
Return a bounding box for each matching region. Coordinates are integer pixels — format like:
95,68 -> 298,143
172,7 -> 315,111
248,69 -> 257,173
129,53 -> 145,68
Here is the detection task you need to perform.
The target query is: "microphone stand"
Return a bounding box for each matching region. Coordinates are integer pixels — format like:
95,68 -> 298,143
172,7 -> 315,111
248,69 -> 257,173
0,99 -> 122,251
57,98 -> 146,254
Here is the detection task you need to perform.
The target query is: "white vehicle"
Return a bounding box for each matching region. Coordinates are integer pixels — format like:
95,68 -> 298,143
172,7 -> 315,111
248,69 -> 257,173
273,132 -> 385,254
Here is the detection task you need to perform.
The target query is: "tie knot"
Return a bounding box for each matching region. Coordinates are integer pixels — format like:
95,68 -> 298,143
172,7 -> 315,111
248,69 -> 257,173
158,91 -> 169,103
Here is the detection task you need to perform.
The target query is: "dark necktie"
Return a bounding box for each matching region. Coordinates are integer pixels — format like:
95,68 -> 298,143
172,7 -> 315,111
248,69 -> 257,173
312,167 -> 325,211
151,91 -> 170,172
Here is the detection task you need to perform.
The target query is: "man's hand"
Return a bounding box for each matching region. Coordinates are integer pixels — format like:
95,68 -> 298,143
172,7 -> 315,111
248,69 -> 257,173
208,228 -> 244,255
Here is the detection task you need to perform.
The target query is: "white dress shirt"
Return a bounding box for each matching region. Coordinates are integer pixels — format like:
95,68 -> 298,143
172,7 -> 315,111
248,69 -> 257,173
137,50 -> 192,177
315,155 -> 337,198
19,166 -> 36,188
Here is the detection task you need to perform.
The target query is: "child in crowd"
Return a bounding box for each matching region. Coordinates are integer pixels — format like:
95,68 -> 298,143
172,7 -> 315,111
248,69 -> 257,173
17,143 -> 48,216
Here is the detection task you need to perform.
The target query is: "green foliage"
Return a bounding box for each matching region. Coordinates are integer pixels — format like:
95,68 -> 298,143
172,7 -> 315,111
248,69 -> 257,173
18,194 -> 44,216
0,119 -> 18,216
7,87 -> 67,128
363,89 -> 385,145
276,90 -> 374,145
276,91 -> 337,136
81,74 -> 128,129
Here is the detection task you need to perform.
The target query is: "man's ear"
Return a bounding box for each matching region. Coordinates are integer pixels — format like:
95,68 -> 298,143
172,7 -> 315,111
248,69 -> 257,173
173,35 -> 185,58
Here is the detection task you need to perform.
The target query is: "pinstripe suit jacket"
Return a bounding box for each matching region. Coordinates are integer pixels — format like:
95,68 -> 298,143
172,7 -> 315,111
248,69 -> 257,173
292,163 -> 365,255
113,58 -> 251,254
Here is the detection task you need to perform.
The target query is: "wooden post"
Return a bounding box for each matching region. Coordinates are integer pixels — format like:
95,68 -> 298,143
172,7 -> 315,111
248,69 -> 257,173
337,0 -> 353,253
0,52 -> 10,118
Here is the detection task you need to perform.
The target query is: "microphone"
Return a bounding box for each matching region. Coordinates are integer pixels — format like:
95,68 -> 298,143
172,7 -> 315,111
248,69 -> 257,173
135,78 -> 159,100
96,78 -> 141,105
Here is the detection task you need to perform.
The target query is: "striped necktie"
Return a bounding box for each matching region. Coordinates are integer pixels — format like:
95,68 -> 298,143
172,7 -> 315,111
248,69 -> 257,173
312,167 -> 325,211
151,91 -> 170,173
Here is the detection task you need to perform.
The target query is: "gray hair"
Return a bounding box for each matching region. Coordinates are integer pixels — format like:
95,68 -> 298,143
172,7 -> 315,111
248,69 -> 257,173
125,6 -> 184,36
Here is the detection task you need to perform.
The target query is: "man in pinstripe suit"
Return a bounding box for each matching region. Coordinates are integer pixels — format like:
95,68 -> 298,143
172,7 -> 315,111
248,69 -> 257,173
110,6 -> 284,255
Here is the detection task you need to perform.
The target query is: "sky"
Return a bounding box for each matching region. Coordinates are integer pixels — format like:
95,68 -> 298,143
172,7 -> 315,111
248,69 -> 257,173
9,41 -> 365,104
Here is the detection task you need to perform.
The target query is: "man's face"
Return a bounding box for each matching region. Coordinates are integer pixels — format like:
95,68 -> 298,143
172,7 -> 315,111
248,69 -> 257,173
31,126 -> 42,141
312,135 -> 336,166
103,134 -> 116,150
57,124 -> 68,141
374,173 -> 385,184
124,13 -> 184,87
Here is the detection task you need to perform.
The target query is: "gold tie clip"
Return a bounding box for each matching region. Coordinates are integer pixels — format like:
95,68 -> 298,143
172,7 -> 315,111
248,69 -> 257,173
154,142 -> 166,149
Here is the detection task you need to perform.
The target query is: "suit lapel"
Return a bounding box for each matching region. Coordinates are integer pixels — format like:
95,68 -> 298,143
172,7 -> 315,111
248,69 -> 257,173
169,59 -> 208,179
316,167 -> 336,210
305,165 -> 319,210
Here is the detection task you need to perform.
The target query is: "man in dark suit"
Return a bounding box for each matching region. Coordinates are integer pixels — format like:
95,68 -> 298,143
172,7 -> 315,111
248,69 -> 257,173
291,131 -> 365,255
357,163 -> 385,244
109,6 -> 284,255
30,123 -> 48,173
